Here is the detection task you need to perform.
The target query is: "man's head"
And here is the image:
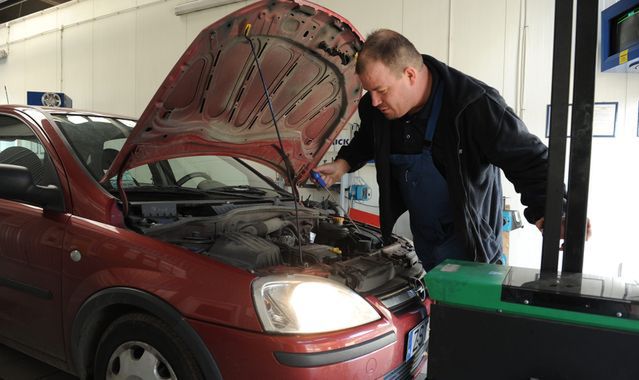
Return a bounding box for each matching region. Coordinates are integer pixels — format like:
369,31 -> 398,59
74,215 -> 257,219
356,29 -> 428,120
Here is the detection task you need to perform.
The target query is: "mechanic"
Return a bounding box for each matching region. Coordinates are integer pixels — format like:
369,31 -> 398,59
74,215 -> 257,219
315,29 -> 587,271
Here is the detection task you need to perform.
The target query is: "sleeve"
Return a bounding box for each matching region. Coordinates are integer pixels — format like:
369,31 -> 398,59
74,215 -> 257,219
335,94 -> 376,172
472,94 -> 563,224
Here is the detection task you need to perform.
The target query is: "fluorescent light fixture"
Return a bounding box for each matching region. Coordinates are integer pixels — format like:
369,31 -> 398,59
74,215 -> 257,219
174,0 -> 244,16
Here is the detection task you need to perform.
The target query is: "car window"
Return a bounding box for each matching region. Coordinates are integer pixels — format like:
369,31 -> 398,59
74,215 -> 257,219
0,114 -> 60,187
54,114 -> 152,187
167,155 -> 278,189
103,138 -> 154,187
53,114 -> 280,191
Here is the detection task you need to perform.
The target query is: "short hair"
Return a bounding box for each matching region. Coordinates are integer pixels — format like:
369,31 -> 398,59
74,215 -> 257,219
356,29 -> 423,77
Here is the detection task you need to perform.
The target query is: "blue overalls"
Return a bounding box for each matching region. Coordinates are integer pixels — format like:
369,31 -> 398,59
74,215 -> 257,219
389,84 -> 466,271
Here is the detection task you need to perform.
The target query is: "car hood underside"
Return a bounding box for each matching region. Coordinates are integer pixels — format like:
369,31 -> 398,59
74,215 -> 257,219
103,0 -> 363,185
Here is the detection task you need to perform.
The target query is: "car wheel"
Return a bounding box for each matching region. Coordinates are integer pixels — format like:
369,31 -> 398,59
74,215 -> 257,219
94,313 -> 203,380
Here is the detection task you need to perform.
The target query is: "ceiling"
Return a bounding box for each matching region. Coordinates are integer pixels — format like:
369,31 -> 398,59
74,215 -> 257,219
0,0 -> 70,24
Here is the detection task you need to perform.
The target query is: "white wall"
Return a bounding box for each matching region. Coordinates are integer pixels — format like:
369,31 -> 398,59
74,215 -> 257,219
503,0 -> 639,279
1,0 -> 638,278
0,0 -> 252,115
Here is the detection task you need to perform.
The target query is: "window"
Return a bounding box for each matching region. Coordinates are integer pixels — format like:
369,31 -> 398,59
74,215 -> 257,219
167,155 -> 276,189
0,115 -> 60,187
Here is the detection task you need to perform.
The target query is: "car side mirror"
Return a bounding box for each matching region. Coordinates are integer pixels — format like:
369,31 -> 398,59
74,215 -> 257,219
0,164 -> 65,213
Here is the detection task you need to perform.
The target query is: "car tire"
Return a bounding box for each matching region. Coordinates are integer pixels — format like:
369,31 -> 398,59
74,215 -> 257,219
94,313 -> 204,380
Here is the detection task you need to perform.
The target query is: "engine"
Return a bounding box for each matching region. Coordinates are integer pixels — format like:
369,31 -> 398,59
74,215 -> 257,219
129,202 -> 423,293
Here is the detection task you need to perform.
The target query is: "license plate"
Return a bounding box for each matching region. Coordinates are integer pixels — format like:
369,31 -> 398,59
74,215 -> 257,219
405,318 -> 428,361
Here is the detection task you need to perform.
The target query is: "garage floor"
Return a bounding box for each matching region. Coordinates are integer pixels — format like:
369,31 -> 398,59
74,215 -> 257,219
0,344 -> 76,380
1,343 -> 428,379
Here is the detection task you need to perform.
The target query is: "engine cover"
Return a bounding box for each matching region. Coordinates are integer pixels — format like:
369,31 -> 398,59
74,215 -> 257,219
206,232 -> 281,270
329,255 -> 396,293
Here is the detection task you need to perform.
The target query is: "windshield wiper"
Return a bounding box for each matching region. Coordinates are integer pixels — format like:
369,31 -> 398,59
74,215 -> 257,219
107,185 -> 203,194
108,185 -> 266,200
211,185 -> 267,195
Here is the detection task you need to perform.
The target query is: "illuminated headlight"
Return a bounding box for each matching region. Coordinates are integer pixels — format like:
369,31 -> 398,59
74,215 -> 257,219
252,274 -> 380,334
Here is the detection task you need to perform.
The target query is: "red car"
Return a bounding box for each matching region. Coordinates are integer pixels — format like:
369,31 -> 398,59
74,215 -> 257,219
0,1 -> 428,379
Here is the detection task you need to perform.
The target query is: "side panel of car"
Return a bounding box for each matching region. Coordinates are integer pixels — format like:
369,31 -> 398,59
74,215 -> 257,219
60,216 -> 263,328
0,112 -> 68,361
0,201 -> 68,360
59,215 -> 263,374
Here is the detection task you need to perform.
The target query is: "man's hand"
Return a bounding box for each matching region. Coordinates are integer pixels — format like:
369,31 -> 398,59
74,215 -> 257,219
314,159 -> 351,187
535,217 -> 592,249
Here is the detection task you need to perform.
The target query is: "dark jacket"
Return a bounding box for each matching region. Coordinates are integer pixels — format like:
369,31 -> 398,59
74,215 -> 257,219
337,55 -> 550,263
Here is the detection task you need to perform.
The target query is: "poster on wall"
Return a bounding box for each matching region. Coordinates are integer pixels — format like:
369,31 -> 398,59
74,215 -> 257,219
319,122 -> 358,165
545,102 -> 617,138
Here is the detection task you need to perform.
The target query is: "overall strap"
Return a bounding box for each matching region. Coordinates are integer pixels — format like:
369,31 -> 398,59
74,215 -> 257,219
425,82 -> 444,142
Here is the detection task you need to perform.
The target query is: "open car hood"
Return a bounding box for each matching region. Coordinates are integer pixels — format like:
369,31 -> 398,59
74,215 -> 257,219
103,0 -> 363,185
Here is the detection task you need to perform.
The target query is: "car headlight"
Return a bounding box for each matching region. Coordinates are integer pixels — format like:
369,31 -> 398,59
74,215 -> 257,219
253,274 -> 380,334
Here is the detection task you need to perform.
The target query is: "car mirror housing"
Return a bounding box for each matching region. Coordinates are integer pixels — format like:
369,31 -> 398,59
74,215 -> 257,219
0,164 -> 65,213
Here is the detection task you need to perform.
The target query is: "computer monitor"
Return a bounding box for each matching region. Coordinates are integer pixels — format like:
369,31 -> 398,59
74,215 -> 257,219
601,0 -> 639,72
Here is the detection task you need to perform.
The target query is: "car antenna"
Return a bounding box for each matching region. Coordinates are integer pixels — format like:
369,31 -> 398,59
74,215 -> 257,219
243,23 -> 306,266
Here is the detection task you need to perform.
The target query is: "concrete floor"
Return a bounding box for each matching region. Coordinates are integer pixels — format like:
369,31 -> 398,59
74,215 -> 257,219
0,344 -> 76,380
0,343 -> 427,379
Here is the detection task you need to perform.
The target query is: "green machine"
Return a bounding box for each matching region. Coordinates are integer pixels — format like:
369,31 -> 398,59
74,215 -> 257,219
426,261 -> 639,379
424,1 -> 639,379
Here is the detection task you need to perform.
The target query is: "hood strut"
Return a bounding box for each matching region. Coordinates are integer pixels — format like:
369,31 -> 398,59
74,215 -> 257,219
244,24 -> 305,266
117,148 -> 134,218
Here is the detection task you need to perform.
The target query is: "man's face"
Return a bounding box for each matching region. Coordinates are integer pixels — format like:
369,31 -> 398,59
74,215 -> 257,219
358,60 -> 413,120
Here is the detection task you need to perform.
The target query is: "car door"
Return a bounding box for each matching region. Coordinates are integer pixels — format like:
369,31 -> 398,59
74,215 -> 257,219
0,113 -> 67,360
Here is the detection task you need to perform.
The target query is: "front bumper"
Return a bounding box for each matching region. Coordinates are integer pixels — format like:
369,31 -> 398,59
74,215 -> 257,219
187,299 -> 427,379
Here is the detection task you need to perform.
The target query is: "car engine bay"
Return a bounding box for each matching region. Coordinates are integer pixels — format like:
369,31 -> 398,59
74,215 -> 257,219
127,200 -> 424,295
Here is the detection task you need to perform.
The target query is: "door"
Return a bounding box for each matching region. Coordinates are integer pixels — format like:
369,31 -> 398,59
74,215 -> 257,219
0,113 -> 68,360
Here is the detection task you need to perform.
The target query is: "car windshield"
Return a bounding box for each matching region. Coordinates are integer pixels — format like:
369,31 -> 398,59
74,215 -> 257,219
53,114 -> 283,195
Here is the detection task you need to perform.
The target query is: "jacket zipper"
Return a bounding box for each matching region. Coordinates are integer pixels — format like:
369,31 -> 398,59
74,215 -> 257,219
454,105 -> 479,263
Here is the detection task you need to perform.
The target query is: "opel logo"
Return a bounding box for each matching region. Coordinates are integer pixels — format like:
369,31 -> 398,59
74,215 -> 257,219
408,276 -> 427,301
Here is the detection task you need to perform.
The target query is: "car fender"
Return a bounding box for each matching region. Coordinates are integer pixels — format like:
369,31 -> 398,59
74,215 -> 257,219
69,286 -> 222,380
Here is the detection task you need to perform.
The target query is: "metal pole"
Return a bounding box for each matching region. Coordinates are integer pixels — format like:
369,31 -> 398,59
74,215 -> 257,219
563,0 -> 598,273
541,0 -> 574,273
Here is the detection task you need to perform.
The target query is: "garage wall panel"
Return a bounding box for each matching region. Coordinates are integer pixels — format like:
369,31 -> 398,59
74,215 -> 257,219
501,0 -> 523,108
61,23 -> 93,110
518,0 -> 553,139
135,2 -> 186,115
24,32 -> 60,94
0,24 -> 7,44
137,0 -> 164,6
57,0 -> 94,27
506,0 -> 553,270
7,11 -> 58,43
0,40 -> 26,104
183,1 -> 249,42
403,0 -> 450,64
92,13 -> 136,116
449,0 -> 507,93
93,0 -> 136,20
317,0 -> 403,37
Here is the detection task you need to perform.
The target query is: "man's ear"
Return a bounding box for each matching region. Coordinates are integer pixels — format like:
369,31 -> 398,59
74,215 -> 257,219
404,66 -> 418,84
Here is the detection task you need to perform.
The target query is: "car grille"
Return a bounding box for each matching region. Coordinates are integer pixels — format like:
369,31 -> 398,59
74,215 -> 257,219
383,342 -> 427,380
378,284 -> 422,313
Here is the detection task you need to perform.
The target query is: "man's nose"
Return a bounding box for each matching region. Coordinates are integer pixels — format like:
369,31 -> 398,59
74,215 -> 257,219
371,93 -> 382,107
